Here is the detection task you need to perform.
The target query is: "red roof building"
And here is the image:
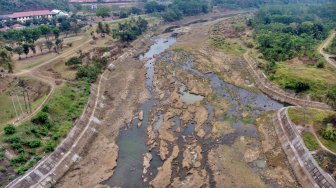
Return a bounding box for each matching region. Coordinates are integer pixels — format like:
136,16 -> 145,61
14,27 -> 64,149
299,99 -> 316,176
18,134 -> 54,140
9,10 -> 56,22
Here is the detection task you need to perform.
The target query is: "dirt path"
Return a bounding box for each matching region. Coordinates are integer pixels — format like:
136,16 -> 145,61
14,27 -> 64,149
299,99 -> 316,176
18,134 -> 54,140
319,31 -> 336,69
305,122 -> 336,156
2,37 -> 92,130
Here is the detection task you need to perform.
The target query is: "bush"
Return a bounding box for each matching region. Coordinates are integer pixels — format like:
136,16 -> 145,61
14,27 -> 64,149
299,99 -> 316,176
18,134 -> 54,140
27,140 -> 41,148
43,141 -> 55,153
32,111 -> 49,125
41,104 -> 50,112
10,154 -> 27,166
320,124 -> 336,141
76,65 -> 100,83
65,56 -> 82,66
283,79 -> 310,93
4,124 -> 16,135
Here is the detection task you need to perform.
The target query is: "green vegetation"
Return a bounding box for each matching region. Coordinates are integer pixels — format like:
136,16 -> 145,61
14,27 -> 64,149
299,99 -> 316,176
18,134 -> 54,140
321,124 -> 336,141
250,4 -> 336,104
144,0 -> 209,22
288,108 -> 336,152
112,17 -> 148,42
302,132 -> 320,151
4,124 -> 16,135
210,36 -> 246,55
252,4 -> 335,62
96,5 -> 111,18
0,82 -> 89,175
212,0 -> 334,8
0,0 -> 69,14
326,37 -> 336,55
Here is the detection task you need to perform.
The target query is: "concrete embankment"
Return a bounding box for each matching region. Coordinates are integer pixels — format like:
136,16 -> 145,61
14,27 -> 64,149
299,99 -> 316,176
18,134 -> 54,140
243,53 -> 332,110
274,107 -> 336,188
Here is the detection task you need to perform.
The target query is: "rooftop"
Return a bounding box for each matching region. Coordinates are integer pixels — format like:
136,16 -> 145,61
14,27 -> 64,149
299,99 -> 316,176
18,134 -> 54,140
9,10 -> 56,19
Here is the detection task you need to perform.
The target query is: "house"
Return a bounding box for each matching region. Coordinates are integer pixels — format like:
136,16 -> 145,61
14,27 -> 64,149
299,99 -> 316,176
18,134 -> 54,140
9,10 -> 56,22
51,9 -> 70,17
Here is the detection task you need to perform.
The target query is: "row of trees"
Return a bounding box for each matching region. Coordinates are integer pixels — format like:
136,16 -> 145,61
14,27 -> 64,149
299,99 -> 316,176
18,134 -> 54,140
144,0 -> 209,22
212,0 -> 335,8
0,16 -> 85,60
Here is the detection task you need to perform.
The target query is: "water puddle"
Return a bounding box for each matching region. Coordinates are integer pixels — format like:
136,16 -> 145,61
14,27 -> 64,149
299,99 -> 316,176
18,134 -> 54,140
179,85 -> 204,105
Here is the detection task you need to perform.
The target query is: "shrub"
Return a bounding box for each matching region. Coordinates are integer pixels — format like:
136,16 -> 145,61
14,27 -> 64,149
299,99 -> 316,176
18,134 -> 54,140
76,65 -> 100,83
27,140 -> 41,148
10,154 -> 27,166
321,124 -> 336,141
283,79 -> 310,93
65,56 -> 82,66
4,124 -> 16,135
43,141 -> 55,153
41,104 -> 50,112
32,111 -> 49,125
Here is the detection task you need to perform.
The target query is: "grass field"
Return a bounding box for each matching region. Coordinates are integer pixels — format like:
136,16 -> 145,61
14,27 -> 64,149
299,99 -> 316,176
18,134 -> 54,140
272,62 -> 336,101
302,132 -> 320,151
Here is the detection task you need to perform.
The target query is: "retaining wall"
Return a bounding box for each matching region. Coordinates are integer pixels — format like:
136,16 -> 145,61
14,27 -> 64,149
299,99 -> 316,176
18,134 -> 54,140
274,107 -> 336,188
243,54 -> 332,110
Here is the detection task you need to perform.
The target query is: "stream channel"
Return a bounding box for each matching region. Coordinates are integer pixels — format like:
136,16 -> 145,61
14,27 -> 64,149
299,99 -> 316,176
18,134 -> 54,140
105,34 -> 283,187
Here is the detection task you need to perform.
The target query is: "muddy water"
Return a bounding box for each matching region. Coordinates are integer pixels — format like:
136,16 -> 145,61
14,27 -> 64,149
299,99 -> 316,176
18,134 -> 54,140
104,37 -> 176,187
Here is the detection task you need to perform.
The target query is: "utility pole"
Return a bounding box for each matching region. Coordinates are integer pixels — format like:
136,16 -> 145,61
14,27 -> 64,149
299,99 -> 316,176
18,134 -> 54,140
22,89 -> 28,113
26,88 -> 32,113
10,93 -> 19,121
15,91 -> 24,115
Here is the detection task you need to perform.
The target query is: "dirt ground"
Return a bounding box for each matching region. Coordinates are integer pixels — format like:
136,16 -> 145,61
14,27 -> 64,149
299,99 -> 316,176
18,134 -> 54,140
55,38 -> 151,188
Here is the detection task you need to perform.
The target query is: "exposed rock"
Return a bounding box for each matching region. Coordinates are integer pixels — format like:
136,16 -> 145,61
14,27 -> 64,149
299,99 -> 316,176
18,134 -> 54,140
139,110 -> 144,121
182,144 -> 202,169
159,140 -> 169,161
143,153 -> 153,175
170,169 -> 209,188
150,146 -> 179,188
196,128 -> 206,138
244,148 -> 260,163
194,106 -> 208,129
159,121 -> 176,142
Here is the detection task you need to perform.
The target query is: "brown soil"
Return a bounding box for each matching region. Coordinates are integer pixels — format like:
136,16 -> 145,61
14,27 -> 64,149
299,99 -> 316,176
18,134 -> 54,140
55,39 -> 151,188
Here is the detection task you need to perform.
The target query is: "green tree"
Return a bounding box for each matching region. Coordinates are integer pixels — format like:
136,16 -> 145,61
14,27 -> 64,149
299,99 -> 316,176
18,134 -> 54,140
53,27 -> 60,39
96,5 -> 111,18
22,43 -> 30,58
4,124 -> 16,135
144,1 -> 166,13
45,40 -> 53,52
65,56 -> 82,66
0,47 -> 13,73
14,46 -> 23,60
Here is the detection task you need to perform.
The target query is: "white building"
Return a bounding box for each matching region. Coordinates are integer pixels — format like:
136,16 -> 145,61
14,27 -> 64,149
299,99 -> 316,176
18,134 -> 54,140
9,10 -> 56,22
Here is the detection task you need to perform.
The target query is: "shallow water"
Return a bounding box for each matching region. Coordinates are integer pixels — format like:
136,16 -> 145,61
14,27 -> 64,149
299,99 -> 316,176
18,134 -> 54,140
179,85 -> 204,105
105,37 -> 176,187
